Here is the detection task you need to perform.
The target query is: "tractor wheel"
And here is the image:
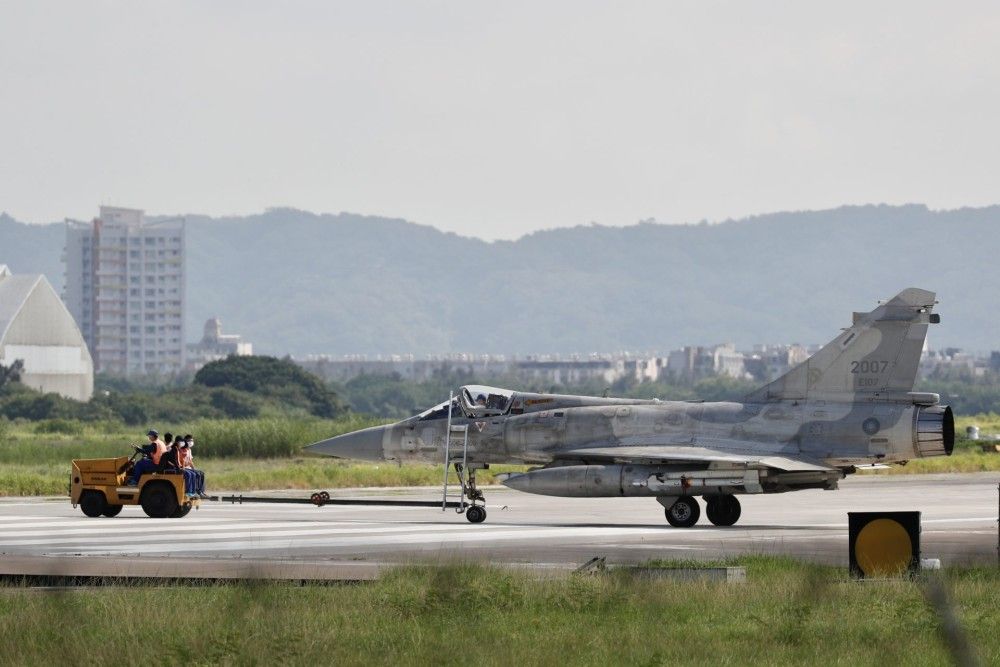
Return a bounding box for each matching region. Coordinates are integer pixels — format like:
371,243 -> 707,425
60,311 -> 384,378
140,482 -> 178,518
102,504 -> 124,517
80,491 -> 107,518
170,504 -> 192,518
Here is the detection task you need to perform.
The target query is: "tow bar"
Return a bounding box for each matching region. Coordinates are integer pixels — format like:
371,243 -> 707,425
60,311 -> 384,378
213,491 -> 463,509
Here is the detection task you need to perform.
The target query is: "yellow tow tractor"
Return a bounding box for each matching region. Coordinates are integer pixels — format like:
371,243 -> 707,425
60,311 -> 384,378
70,446 -> 200,518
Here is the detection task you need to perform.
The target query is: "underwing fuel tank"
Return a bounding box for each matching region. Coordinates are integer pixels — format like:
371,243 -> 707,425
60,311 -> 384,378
498,465 -> 764,498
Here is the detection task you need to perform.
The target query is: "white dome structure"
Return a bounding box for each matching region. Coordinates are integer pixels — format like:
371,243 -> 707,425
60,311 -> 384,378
0,265 -> 94,401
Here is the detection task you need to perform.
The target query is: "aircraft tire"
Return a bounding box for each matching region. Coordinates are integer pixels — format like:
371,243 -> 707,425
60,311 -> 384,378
466,506 -> 487,523
706,495 -> 741,527
101,504 -> 123,517
664,496 -> 700,528
80,491 -> 107,518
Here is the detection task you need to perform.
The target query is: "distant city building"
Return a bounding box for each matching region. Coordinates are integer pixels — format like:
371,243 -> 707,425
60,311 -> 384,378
64,206 -> 186,375
703,343 -> 747,379
513,358 -> 627,385
919,347 -> 982,378
0,264 -> 94,400
299,354 -> 510,383
186,318 -> 253,371
665,344 -> 748,380
293,344 -> 999,388
745,344 -> 810,382
625,357 -> 664,383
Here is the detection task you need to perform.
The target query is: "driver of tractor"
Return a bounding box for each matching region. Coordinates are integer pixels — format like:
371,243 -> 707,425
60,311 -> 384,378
128,429 -> 166,485
475,394 -> 487,407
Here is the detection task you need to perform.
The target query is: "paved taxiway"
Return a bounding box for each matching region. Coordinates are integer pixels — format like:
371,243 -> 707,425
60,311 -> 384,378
1,473 -> 997,568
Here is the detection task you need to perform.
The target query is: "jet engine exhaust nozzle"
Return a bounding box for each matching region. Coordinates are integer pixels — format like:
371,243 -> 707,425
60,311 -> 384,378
914,405 -> 954,457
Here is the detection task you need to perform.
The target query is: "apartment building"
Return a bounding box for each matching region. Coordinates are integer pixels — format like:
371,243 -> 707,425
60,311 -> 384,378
64,206 -> 185,375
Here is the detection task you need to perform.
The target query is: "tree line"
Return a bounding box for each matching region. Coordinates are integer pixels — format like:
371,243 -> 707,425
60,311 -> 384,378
2,356 -> 1000,424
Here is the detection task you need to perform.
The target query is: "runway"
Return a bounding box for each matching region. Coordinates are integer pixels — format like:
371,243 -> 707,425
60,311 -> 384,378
1,473 -> 997,569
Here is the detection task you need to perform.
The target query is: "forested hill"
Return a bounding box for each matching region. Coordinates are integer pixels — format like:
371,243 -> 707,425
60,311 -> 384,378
1,204 -> 997,354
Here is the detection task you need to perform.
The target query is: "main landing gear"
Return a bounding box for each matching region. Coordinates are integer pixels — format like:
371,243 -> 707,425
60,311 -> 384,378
705,494 -> 741,527
659,494 -> 742,528
454,463 -> 487,524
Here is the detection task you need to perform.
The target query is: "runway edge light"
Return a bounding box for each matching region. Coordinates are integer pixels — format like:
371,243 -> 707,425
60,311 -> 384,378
848,511 -> 921,578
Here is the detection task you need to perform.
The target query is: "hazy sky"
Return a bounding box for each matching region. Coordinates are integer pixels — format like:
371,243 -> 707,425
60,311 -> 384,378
1,2 -> 998,239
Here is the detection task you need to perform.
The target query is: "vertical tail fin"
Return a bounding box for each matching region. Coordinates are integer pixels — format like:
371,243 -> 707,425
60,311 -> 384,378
747,288 -> 939,402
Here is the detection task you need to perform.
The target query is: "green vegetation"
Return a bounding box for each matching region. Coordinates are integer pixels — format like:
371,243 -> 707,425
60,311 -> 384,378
0,356 -> 345,424
917,376 -> 1000,415
195,355 -> 345,418
1,557 -> 998,665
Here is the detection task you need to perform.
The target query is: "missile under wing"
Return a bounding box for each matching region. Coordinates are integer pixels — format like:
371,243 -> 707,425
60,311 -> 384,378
307,288 -> 953,526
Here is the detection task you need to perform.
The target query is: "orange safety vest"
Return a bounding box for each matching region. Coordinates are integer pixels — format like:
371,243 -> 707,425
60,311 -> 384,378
151,439 -> 167,465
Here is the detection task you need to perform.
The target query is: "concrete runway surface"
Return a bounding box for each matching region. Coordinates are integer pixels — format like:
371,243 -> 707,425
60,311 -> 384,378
1,473 -> 997,570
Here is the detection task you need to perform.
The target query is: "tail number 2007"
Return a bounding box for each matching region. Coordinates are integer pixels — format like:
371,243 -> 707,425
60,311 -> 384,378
850,360 -> 889,374
851,360 -> 889,385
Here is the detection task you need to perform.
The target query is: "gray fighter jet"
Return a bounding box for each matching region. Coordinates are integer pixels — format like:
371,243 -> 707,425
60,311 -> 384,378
308,288 -> 953,526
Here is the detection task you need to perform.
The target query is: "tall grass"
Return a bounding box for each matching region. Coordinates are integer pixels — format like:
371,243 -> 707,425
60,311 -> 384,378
0,467 -> 67,496
189,414 -> 381,458
0,559 -> 998,665
0,415 -> 387,465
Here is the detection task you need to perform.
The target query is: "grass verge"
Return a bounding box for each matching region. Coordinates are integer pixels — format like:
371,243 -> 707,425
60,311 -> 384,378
0,557 -> 998,665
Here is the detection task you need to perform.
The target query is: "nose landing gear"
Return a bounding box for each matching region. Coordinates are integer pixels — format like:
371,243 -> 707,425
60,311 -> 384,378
454,462 -> 488,523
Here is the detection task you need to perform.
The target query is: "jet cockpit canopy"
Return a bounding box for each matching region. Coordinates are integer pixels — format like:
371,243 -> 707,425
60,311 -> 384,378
459,385 -> 514,416
416,396 -> 460,421
415,386 -> 515,421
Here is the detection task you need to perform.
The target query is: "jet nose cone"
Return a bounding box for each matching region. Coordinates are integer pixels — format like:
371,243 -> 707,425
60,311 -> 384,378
306,425 -> 388,461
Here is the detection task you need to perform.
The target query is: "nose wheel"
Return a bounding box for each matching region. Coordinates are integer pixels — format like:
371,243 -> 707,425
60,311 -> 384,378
454,462 -> 488,523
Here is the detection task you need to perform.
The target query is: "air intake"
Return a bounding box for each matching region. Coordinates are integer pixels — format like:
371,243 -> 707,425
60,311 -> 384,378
914,405 -> 954,457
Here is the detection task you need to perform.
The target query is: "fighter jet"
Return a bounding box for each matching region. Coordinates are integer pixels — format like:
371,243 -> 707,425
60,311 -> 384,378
308,288 -> 953,526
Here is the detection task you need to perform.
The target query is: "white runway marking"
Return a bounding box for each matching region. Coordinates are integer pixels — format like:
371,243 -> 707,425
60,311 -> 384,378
0,524 -> 504,547
2,474 -> 998,565
0,507 -> 671,556
62,526 -> 675,555
0,520 -> 399,538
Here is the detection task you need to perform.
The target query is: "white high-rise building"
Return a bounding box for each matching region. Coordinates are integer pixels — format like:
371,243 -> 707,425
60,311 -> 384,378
64,206 -> 185,376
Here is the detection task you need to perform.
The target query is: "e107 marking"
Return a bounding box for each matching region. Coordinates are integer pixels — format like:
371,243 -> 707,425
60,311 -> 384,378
850,360 -> 888,374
